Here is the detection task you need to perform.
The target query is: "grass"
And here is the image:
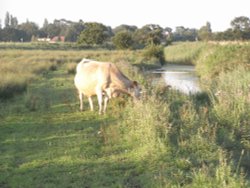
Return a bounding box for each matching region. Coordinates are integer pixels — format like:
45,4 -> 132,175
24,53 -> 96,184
0,49 -> 146,99
165,41 -> 250,182
164,42 -> 206,65
0,42 -> 105,50
196,43 -> 250,80
0,43 -> 250,187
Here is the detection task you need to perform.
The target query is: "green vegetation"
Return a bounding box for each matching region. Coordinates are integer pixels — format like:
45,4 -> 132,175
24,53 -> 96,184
77,22 -> 111,46
0,42 -> 250,187
165,42 -> 250,184
0,42 -> 81,50
196,43 -> 250,80
164,42 -> 206,65
112,31 -> 134,50
143,44 -> 165,66
1,11 -> 250,46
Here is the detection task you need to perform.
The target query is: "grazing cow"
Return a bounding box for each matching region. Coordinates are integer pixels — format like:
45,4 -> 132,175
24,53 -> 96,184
74,59 -> 140,114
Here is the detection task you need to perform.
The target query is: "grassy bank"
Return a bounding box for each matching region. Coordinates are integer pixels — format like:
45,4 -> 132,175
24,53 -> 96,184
164,42 -> 206,65
0,43 -> 250,187
165,41 -> 250,183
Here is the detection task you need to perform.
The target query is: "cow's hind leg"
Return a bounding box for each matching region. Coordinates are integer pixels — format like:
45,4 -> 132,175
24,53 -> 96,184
79,91 -> 83,111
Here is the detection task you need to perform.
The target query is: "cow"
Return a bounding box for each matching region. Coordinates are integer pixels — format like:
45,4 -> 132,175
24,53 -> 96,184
74,59 -> 140,114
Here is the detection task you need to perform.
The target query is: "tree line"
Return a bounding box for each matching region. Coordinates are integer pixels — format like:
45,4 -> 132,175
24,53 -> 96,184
1,12 -> 250,49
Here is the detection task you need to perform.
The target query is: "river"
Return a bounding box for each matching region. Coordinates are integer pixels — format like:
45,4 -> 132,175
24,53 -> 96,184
153,64 -> 201,94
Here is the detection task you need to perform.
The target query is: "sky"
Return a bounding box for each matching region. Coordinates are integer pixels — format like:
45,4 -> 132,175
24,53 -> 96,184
0,0 -> 249,32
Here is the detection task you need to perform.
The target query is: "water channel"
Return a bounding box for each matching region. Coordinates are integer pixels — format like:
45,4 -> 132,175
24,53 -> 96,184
153,64 -> 201,94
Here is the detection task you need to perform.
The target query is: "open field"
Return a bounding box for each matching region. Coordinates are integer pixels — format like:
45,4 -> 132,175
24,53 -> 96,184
0,42 -> 250,187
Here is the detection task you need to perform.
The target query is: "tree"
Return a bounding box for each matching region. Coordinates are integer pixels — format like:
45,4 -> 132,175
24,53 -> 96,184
213,29 -> 235,41
230,16 -> 250,40
10,16 -> 18,28
173,26 -> 197,41
65,22 -> 85,42
18,21 -> 39,40
133,24 -> 166,48
45,23 -> 61,38
43,19 -> 49,29
198,22 -> 212,41
0,27 -> 28,42
112,31 -> 134,49
3,12 -> 18,29
4,12 -> 10,28
164,27 -> 173,45
113,24 -> 137,34
231,16 -> 250,31
77,22 -> 110,45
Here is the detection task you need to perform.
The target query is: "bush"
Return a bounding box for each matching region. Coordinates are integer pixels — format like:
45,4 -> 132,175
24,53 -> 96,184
143,44 -> 165,65
112,31 -> 134,49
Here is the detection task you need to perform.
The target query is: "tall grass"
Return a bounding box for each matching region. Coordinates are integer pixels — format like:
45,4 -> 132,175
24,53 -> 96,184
0,52 -> 59,99
209,67 -> 250,171
190,150 -> 247,188
113,84 -> 249,187
196,44 -> 250,80
165,41 -> 250,179
164,42 -> 206,65
0,49 -> 146,99
210,66 -> 250,128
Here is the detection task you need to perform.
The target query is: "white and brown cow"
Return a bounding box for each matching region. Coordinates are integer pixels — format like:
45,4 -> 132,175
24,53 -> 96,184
74,59 -> 140,114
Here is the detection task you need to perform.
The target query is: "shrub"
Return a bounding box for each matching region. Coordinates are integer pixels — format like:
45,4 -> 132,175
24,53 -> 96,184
143,44 -> 165,65
112,31 -> 134,49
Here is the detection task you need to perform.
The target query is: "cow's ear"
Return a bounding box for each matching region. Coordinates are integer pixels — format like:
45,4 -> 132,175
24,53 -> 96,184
133,81 -> 138,87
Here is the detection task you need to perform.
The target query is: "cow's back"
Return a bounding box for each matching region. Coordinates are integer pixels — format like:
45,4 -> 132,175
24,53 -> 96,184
74,61 -> 110,96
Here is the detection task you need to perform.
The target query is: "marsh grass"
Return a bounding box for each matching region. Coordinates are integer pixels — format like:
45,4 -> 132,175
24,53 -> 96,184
0,49 -> 145,99
196,43 -> 250,80
164,42 -> 206,65
211,67 -> 250,128
166,41 -> 250,178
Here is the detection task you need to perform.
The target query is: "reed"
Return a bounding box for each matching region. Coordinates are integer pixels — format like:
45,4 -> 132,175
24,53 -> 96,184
164,42 -> 206,65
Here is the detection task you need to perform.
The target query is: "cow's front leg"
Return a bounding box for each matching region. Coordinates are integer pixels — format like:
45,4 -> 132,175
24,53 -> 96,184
103,95 -> 109,113
96,89 -> 103,114
88,97 -> 94,111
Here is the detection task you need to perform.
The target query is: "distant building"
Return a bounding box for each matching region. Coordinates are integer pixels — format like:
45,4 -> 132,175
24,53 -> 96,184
50,36 -> 65,43
37,38 -> 51,42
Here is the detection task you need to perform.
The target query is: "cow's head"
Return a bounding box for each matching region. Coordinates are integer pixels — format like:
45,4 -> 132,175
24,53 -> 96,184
131,81 -> 141,99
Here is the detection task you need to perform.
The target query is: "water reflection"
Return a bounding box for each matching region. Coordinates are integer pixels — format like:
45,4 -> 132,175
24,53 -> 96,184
154,64 -> 201,94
